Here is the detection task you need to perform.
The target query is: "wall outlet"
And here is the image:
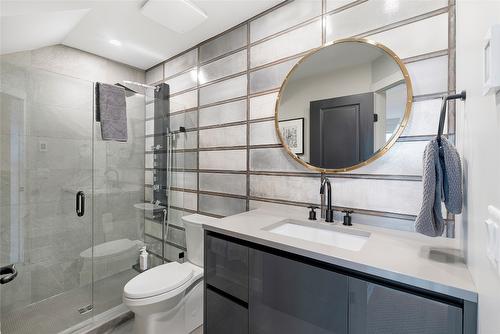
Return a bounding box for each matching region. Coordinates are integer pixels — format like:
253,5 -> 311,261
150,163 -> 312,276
483,25 -> 500,95
39,140 -> 48,152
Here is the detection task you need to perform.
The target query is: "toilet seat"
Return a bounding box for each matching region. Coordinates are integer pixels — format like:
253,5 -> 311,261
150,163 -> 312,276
124,262 -> 194,299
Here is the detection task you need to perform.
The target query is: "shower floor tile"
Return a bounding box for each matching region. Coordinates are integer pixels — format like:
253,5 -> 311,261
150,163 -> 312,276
1,269 -> 136,334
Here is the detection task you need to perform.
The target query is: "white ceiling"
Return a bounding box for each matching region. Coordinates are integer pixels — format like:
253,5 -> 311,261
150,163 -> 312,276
0,0 -> 282,69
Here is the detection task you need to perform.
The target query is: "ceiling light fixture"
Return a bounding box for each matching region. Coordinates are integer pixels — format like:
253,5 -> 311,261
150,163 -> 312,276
181,0 -> 207,19
140,0 -> 208,34
109,39 -> 122,46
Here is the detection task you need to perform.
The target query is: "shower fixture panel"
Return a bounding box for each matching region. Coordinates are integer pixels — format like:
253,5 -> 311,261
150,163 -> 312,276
153,83 -> 170,206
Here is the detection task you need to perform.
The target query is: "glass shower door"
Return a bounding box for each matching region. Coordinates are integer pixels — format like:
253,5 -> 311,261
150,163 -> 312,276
90,88 -> 146,314
0,63 -> 94,334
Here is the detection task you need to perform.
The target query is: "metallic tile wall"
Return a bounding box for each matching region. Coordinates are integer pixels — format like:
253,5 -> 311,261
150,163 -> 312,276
145,0 -> 456,244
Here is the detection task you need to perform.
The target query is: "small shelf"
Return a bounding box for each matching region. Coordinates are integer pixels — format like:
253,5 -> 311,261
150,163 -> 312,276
132,263 -> 148,273
133,202 -> 165,211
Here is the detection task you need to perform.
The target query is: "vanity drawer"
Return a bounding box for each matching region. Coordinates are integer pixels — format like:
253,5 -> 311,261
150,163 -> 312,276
206,288 -> 248,334
348,277 -> 463,334
205,232 -> 249,302
249,248 -> 349,334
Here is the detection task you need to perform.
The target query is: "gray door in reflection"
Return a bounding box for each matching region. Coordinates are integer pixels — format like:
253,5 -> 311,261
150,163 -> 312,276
310,92 -> 374,169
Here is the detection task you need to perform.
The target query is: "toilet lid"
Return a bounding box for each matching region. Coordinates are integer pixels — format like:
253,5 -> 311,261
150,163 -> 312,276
124,262 -> 193,299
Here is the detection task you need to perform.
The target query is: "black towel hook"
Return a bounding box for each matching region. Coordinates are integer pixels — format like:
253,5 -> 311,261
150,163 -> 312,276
436,90 -> 466,146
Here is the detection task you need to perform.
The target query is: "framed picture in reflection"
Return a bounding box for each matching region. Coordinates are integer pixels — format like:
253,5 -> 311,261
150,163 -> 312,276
279,118 -> 304,155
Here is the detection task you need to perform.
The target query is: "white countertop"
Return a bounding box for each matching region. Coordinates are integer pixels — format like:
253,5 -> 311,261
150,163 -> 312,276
202,209 -> 477,303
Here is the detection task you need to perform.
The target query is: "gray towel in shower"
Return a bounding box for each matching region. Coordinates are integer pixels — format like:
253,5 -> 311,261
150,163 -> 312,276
415,136 -> 462,237
96,82 -> 127,142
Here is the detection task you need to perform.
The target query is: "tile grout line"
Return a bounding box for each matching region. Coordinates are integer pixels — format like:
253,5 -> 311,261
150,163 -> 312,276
164,168 -> 420,181
321,0 -> 327,46
246,20 -> 251,212
448,0 -> 457,137
446,0 -> 457,224
320,0 -> 327,219
355,6 -> 449,39
196,46 -> 201,215
248,196 -> 419,222
148,88 -> 448,137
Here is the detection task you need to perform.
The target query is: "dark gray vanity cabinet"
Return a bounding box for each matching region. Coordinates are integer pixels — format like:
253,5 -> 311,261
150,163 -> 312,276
249,248 -> 348,334
206,288 -> 248,334
205,231 -> 249,302
204,231 -> 474,334
204,232 -> 249,334
348,277 -> 463,334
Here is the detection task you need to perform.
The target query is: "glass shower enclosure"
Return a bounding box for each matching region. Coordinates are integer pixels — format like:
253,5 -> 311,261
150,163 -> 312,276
0,60 -> 184,334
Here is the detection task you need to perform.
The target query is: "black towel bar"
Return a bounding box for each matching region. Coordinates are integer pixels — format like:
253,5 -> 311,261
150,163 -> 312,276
436,90 -> 466,146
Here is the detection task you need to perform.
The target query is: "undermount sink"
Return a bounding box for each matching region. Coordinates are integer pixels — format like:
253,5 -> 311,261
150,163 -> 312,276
264,219 -> 370,251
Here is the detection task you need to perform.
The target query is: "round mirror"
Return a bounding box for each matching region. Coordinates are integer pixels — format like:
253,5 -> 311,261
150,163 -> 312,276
275,38 -> 412,172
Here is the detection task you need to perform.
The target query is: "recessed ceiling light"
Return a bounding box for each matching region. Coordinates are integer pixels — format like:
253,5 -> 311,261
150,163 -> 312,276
109,39 -> 122,46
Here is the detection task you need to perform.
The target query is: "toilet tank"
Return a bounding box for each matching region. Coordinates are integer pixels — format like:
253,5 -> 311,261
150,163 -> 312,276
182,214 -> 219,267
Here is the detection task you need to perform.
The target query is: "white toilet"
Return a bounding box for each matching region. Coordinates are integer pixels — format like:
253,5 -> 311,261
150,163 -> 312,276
123,214 -> 218,334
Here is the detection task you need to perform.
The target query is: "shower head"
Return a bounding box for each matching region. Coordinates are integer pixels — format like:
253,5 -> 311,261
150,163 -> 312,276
123,80 -> 159,91
115,83 -> 138,94
118,80 -> 160,98
114,83 -> 138,97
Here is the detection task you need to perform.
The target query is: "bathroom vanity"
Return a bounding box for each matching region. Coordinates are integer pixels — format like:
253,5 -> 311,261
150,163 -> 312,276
201,38 -> 477,334
202,210 -> 477,334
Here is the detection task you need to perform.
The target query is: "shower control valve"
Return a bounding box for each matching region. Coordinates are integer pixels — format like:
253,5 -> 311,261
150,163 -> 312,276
150,144 -> 162,151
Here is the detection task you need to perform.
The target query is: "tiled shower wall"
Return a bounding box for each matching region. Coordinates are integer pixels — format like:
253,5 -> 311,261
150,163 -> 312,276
144,0 -> 456,249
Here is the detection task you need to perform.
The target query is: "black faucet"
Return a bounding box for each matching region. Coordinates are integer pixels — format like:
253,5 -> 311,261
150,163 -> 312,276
320,177 -> 334,222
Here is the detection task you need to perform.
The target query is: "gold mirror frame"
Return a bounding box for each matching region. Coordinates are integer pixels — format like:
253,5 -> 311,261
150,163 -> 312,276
274,38 -> 413,173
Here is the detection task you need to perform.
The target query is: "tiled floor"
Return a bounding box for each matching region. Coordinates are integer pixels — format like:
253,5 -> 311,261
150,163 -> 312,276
106,319 -> 203,334
1,269 -> 136,334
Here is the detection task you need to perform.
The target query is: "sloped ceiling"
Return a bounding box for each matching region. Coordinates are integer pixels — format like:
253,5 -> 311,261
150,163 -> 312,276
0,0 -> 282,69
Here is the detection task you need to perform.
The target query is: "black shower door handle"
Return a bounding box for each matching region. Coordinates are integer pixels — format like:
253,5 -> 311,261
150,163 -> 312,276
76,191 -> 85,217
0,264 -> 18,285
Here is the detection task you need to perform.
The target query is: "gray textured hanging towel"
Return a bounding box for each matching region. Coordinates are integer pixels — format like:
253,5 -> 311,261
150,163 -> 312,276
415,136 -> 462,237
96,82 -> 127,142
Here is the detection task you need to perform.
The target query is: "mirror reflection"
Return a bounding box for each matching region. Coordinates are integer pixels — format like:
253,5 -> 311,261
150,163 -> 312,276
276,40 -> 411,171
